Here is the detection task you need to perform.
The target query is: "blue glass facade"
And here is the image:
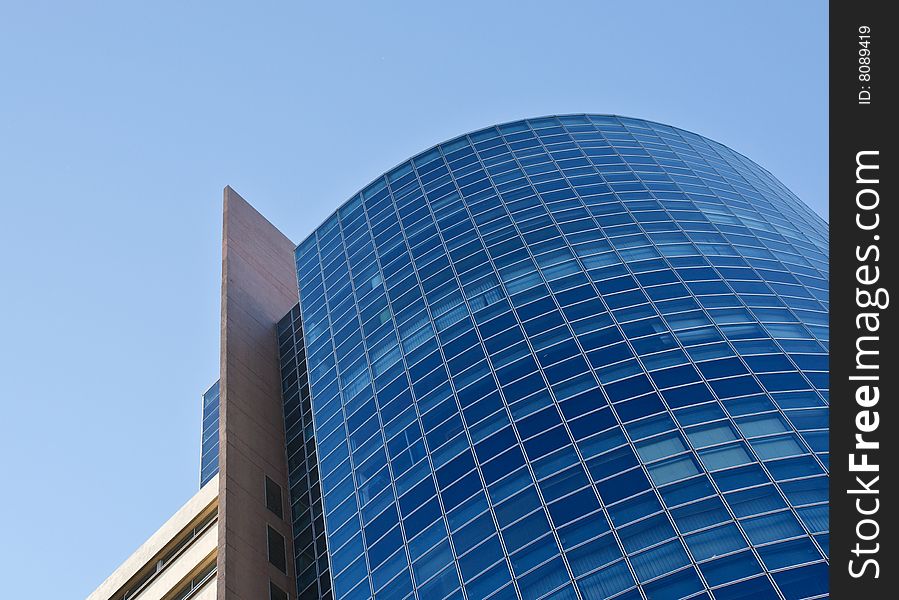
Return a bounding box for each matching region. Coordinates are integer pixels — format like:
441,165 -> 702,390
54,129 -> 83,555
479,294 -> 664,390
289,115 -> 828,600
200,379 -> 220,487
279,305 -> 333,600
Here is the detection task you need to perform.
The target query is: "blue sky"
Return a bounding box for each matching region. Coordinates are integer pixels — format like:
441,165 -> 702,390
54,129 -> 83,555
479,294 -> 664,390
0,2 -> 826,596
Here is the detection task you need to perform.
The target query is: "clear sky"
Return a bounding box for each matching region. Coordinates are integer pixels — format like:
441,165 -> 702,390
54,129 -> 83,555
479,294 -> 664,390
0,1 -> 827,597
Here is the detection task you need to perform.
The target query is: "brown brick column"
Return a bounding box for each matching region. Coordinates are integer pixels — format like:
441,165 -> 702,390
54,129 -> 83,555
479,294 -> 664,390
217,187 -> 298,600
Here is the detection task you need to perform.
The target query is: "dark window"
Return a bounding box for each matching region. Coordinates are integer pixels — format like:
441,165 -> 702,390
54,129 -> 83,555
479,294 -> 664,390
265,476 -> 284,519
269,581 -> 289,600
267,525 -> 287,573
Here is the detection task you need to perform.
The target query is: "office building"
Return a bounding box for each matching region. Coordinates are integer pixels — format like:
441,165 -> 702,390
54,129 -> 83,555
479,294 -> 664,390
91,115 -> 829,600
